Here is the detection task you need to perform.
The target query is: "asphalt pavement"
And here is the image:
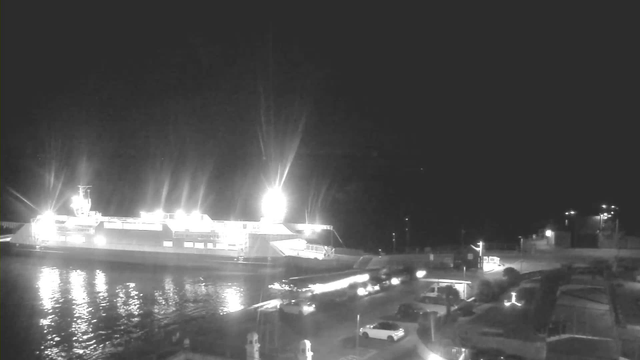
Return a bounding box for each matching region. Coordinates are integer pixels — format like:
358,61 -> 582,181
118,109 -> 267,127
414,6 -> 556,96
265,280 -> 433,360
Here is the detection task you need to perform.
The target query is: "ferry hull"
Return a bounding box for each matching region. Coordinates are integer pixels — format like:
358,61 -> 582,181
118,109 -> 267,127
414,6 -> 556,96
8,243 -> 359,276
9,243 -> 283,274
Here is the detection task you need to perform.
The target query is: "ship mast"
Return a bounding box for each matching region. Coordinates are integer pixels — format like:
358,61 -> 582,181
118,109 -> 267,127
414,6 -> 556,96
71,185 -> 92,217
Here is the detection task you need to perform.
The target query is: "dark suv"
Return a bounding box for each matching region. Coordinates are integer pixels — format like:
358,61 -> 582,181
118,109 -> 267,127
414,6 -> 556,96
395,303 -> 424,321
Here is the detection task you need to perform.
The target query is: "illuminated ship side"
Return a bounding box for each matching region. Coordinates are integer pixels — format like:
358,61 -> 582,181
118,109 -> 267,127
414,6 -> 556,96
10,186 -> 339,273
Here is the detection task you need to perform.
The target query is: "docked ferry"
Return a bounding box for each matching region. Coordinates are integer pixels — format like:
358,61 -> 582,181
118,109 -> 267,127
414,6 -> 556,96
9,186 -> 345,274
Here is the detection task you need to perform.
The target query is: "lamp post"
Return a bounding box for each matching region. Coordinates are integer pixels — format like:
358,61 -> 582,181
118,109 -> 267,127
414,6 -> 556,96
564,210 -> 576,227
599,205 -> 619,235
392,232 -> 396,254
356,313 -> 360,356
564,210 -> 577,248
404,216 -> 410,253
471,241 -> 484,271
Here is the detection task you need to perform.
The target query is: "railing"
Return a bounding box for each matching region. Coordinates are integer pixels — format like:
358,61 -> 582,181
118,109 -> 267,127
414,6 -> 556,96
304,244 -> 335,258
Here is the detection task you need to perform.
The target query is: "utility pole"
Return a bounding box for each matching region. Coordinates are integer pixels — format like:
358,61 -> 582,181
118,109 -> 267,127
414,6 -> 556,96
404,216 -> 410,253
392,232 -> 396,254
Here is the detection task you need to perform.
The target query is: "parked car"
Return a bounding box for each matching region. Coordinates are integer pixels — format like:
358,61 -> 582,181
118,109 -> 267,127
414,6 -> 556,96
395,303 -> 425,322
279,300 -> 316,315
388,271 -> 411,285
359,321 -> 405,342
370,275 -> 392,291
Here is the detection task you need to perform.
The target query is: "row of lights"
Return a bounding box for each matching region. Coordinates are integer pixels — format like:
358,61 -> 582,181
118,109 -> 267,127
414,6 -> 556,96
44,187 -> 290,224
137,188 -> 288,223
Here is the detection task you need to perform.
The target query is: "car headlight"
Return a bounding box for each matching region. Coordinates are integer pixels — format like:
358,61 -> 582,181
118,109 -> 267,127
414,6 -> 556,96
390,277 -> 400,285
416,270 -> 427,278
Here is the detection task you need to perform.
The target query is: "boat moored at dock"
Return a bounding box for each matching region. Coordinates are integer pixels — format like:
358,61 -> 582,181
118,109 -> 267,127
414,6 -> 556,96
10,186 -> 341,274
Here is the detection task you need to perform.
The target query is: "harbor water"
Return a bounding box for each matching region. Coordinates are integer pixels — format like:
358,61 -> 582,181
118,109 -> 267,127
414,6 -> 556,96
0,252 -> 273,359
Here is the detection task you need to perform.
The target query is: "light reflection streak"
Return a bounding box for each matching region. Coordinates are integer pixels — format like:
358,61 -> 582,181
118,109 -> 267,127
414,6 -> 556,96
95,270 -> 107,309
116,283 -> 142,319
38,267 -> 64,359
221,285 -> 244,314
70,270 -> 92,355
39,267 -> 61,314
154,277 -> 178,321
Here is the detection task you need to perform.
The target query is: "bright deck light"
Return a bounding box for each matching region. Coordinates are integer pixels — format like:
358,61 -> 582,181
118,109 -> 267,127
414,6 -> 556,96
261,188 -> 286,223
175,209 -> 187,220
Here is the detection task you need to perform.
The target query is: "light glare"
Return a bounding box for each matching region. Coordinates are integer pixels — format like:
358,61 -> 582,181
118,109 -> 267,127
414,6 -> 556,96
261,188 -> 287,223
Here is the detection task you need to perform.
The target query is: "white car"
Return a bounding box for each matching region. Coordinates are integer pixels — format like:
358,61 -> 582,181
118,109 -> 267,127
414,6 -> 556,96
359,321 -> 405,342
279,300 -> 316,315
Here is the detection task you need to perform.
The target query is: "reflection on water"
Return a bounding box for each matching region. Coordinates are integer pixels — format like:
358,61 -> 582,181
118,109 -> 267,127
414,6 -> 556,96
2,256 -> 269,359
222,286 -> 245,313
70,270 -> 92,357
38,267 -> 63,359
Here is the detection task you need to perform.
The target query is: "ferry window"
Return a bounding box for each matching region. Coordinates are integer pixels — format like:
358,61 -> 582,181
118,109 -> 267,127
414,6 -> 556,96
206,243 -> 214,249
184,241 -> 194,248
163,241 -> 173,247
195,242 -> 204,249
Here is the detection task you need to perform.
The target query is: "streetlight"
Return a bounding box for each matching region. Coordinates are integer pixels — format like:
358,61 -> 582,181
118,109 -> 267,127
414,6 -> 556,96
392,232 -> 396,253
599,204 -> 618,232
564,210 -> 577,247
564,210 -> 576,226
404,216 -> 410,252
471,240 -> 484,271
261,188 -> 287,223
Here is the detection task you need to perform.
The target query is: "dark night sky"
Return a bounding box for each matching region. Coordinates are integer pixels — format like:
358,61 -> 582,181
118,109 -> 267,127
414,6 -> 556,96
2,4 -> 638,249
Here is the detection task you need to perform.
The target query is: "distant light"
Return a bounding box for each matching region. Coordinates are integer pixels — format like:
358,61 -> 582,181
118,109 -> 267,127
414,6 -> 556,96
261,188 -> 287,223
416,270 -> 427,278
94,235 -> 106,245
390,277 -> 400,285
405,217 -> 409,221
357,287 -> 367,296
545,230 -> 553,237
602,204 -> 607,208
565,212 -> 569,215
